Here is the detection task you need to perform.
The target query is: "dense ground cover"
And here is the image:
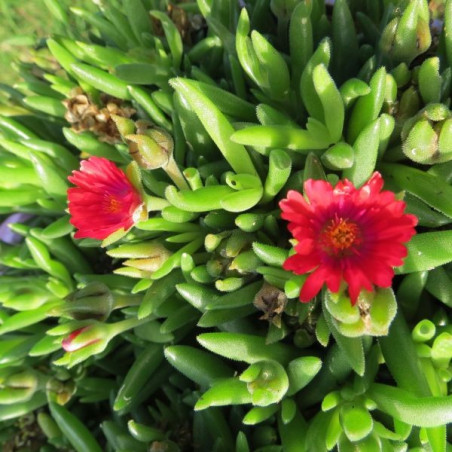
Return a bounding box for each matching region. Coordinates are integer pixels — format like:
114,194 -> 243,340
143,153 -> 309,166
0,0 -> 451,451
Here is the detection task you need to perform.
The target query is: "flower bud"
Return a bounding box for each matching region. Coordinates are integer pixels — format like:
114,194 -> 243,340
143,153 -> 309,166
46,377 -> 76,405
63,282 -> 113,321
61,323 -> 106,352
56,317 -> 142,368
0,370 -> 39,404
125,126 -> 188,190
110,114 -> 136,137
3,370 -> 38,390
145,127 -> 174,155
135,119 -> 154,134
126,126 -> 173,169
126,133 -> 170,169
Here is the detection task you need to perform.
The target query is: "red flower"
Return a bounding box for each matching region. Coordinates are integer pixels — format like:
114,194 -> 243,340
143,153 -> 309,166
68,157 -> 144,240
280,172 -> 417,305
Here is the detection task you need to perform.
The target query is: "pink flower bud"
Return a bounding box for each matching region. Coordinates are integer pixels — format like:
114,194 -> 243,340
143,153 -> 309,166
62,324 -> 105,352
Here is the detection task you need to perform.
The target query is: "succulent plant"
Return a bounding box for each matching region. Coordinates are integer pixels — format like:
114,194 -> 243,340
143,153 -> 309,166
0,0 -> 452,451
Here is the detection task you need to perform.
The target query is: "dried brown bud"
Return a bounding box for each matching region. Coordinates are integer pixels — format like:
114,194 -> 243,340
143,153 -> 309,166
254,283 -> 288,327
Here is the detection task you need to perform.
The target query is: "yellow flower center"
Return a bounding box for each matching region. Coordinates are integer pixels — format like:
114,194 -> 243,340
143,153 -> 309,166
320,217 -> 362,256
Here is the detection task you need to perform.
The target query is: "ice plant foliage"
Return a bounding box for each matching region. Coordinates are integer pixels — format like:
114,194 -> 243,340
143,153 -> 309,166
3,0 -> 452,449
67,157 -> 144,240
280,172 -> 418,305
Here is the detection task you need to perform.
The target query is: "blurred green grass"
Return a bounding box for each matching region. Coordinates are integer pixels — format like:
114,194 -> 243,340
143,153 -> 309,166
0,0 -> 52,84
0,0 -> 94,85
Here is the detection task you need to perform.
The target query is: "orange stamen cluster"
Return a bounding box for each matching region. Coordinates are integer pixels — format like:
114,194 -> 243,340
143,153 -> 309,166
106,196 -> 122,213
320,217 -> 362,256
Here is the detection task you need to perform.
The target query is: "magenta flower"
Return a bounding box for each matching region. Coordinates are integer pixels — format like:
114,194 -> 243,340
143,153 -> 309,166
280,172 -> 418,305
68,157 -> 144,240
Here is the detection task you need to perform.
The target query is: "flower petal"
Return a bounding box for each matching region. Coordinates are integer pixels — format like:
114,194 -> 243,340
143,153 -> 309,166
283,254 -> 319,274
343,265 -> 373,305
303,179 -> 334,207
299,266 -> 330,302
